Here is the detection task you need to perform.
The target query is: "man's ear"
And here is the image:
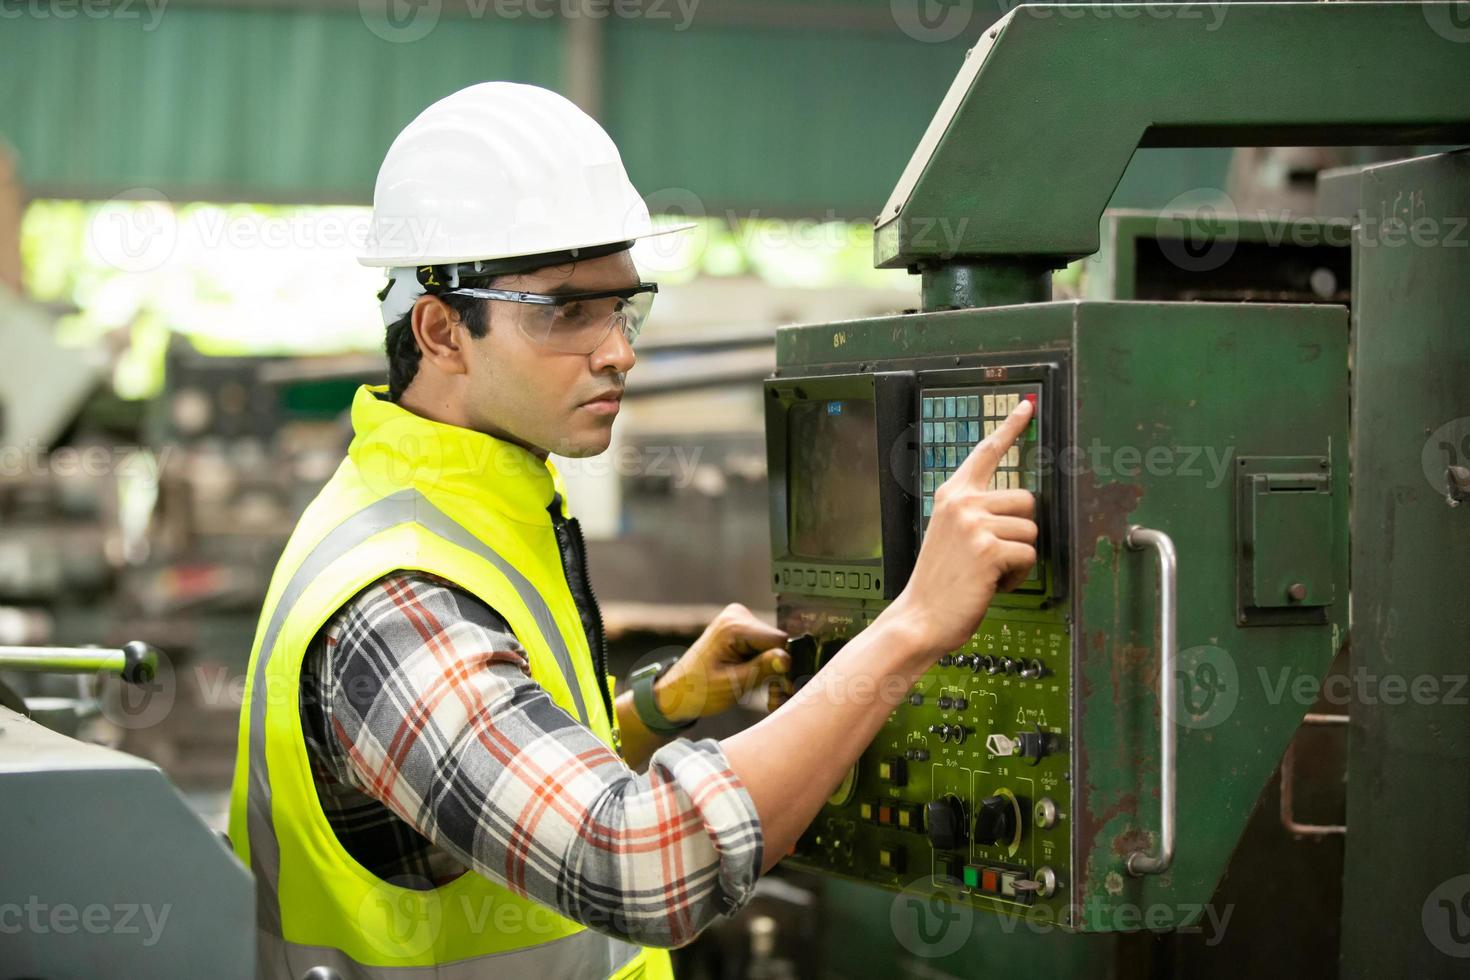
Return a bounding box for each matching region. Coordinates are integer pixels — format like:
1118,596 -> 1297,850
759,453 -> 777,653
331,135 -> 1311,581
410,296 -> 470,377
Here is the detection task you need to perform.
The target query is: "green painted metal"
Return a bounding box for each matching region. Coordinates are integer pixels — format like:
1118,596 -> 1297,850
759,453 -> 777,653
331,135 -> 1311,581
919,259 -> 1052,311
773,299 -> 1349,947
1335,149 -> 1470,979
876,2 -> 1470,274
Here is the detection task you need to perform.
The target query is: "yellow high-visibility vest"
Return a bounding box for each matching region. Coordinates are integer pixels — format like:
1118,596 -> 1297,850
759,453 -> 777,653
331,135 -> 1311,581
227,384 -> 674,979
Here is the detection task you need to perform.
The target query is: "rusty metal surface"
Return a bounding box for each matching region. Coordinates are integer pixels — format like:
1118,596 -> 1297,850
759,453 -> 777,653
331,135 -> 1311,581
1070,300 -> 1349,930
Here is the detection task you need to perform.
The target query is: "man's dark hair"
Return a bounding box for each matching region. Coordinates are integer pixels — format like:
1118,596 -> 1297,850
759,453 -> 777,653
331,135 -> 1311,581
384,286 -> 492,402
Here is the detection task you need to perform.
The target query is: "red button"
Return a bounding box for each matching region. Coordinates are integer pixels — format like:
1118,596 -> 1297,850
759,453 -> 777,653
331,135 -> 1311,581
877,806 -> 893,825
1023,393 -> 1038,411
981,869 -> 1000,893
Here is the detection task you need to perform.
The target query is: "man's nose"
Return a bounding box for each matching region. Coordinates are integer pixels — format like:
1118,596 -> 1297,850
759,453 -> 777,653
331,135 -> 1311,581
589,321 -> 636,374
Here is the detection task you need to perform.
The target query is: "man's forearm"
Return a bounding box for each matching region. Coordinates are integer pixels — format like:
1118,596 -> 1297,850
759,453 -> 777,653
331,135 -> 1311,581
721,610 -> 931,872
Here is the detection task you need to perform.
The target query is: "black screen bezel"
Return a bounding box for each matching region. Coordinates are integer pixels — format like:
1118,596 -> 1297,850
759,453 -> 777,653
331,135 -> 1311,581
765,371 -> 918,600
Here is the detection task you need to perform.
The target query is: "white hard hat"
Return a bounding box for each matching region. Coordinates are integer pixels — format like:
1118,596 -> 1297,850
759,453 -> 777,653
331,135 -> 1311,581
359,82 -> 690,267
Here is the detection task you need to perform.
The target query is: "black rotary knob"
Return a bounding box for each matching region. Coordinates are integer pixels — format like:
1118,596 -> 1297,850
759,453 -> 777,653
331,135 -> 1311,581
786,634 -> 818,691
973,795 -> 1017,847
925,795 -> 968,851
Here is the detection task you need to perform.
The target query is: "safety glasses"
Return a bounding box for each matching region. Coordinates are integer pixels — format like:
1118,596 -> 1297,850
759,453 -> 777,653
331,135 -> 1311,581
443,282 -> 658,355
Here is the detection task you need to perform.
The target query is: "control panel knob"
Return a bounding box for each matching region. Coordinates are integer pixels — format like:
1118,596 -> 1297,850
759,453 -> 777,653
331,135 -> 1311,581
787,634 -> 819,690
1013,866 -> 1059,899
973,795 -> 1018,847
925,795 -> 968,851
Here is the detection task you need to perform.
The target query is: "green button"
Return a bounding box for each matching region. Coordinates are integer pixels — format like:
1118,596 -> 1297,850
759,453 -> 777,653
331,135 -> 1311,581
962,865 -> 980,888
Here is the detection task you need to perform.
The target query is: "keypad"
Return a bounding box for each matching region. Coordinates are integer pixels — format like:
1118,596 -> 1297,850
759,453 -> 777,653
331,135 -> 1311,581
920,386 -> 1039,532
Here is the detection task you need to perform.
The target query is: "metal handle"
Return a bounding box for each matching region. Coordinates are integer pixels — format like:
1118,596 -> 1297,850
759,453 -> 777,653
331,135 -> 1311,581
1125,525 -> 1177,877
0,640 -> 159,684
1280,712 -> 1349,837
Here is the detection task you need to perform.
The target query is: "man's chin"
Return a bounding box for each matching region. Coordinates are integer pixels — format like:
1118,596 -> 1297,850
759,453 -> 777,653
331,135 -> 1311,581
552,428 -> 615,459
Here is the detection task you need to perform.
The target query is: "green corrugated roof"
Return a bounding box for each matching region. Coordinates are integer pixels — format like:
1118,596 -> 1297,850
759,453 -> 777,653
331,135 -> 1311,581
0,2 -> 1227,218
0,2 -> 970,216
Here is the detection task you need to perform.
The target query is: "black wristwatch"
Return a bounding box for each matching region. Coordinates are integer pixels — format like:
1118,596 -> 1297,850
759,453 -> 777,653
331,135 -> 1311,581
630,658 -> 697,735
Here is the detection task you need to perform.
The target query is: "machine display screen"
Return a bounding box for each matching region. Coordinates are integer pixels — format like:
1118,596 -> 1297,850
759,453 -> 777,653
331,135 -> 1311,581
787,399 -> 883,561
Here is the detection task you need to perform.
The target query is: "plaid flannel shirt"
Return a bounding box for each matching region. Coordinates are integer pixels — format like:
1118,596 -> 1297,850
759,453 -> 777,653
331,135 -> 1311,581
299,571 -> 763,949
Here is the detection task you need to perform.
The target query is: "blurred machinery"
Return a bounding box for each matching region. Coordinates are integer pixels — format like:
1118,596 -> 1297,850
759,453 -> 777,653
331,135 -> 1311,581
0,643 -> 255,978
765,4 -> 1469,978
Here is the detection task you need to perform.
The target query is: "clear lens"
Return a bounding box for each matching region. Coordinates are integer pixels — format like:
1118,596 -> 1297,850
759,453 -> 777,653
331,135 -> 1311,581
515,289 -> 655,354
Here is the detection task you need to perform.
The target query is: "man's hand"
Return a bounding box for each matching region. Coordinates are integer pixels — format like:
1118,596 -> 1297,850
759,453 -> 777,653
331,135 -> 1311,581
879,398 -> 1038,660
654,604 -> 790,723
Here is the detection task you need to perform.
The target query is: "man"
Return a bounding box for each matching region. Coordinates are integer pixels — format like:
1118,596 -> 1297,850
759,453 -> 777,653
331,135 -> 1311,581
228,82 -> 1037,980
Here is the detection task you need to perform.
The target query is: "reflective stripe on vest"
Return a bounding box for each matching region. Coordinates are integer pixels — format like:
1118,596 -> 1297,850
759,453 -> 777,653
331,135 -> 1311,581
244,488 -> 633,976
259,920 -> 641,980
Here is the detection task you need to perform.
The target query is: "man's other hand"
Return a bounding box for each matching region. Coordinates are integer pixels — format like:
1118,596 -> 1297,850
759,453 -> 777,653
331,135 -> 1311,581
654,604 -> 790,723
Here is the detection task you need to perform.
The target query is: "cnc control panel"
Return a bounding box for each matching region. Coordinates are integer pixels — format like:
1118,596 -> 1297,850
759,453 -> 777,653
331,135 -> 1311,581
767,302 -> 1347,933
766,355 -> 1075,921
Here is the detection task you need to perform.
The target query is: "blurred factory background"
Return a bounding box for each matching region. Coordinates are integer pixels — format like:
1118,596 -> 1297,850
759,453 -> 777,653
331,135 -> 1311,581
0,3 -> 1443,977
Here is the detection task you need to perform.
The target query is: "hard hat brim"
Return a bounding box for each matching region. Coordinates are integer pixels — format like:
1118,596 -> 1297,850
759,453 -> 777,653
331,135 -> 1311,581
357,222 -> 697,268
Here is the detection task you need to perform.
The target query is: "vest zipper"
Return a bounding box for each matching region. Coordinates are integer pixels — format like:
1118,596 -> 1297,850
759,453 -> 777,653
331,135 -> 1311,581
548,499 -> 615,723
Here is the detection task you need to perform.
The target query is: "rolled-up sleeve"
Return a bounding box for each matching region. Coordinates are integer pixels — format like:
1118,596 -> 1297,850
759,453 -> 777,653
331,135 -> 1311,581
316,572 -> 763,948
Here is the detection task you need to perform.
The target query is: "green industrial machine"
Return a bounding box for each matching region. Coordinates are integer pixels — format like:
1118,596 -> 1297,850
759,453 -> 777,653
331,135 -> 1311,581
770,289 -> 1350,930
765,3 -> 1470,975
1326,150 -> 1470,980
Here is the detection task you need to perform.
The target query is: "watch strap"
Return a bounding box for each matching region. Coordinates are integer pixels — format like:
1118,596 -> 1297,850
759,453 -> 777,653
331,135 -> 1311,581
631,659 -> 697,735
